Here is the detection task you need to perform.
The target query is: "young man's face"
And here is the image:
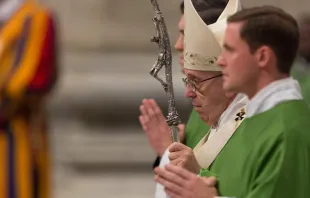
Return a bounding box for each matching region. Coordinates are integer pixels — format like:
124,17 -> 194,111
174,15 -> 185,73
217,22 -> 259,94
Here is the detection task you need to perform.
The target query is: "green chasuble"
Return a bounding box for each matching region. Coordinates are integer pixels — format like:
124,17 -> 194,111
184,109 -> 210,149
203,100 -> 310,198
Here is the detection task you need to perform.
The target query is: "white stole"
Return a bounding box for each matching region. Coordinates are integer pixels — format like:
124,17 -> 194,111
193,105 -> 245,168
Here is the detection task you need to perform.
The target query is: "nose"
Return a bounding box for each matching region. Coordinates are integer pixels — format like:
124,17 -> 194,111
174,34 -> 184,52
216,54 -> 225,69
184,85 -> 196,99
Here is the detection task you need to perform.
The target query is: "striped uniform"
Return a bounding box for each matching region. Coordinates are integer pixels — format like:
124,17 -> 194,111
0,1 -> 57,198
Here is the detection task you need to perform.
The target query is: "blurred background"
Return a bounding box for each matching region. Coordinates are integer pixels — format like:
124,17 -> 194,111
31,0 -> 310,197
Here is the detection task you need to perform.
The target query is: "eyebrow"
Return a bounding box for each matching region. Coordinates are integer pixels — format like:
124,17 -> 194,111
187,73 -> 201,81
179,30 -> 184,34
223,43 -> 234,51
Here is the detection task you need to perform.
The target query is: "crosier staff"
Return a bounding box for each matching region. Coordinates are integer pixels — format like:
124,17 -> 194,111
149,0 -> 181,142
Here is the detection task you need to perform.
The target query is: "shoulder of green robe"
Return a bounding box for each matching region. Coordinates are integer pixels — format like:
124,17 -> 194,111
185,109 -> 209,149
245,100 -> 310,135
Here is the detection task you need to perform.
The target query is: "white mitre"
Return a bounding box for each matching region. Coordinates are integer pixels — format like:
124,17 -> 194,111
184,0 -> 242,71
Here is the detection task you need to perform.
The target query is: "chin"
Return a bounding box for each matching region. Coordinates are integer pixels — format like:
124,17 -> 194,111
222,83 -> 231,92
194,106 -> 204,113
223,81 -> 235,93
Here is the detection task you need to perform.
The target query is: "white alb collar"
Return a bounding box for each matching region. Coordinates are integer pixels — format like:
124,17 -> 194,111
246,77 -> 303,118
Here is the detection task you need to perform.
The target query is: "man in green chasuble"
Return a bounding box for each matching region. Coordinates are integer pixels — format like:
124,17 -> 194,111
155,5 -> 310,198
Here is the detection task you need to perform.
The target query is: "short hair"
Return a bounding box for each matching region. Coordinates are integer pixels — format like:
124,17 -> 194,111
227,6 -> 299,74
180,0 -> 227,25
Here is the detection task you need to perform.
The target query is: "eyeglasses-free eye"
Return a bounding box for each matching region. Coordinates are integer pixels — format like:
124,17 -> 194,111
182,74 -> 222,92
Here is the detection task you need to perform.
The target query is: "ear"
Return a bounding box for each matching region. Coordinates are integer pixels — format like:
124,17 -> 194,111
254,46 -> 272,69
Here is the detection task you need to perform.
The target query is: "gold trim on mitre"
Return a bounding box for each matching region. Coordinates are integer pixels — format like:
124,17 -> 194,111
184,0 -> 242,71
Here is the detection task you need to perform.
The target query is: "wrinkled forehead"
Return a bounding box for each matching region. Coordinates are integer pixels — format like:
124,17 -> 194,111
184,68 -> 221,79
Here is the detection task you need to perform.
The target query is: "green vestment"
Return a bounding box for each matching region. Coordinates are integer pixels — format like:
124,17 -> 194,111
202,100 -> 310,198
184,109 -> 210,149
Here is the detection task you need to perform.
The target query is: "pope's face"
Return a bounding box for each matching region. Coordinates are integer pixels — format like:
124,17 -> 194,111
183,69 -> 227,125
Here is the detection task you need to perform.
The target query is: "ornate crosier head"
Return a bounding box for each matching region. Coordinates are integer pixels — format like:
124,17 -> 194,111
149,0 -> 181,133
